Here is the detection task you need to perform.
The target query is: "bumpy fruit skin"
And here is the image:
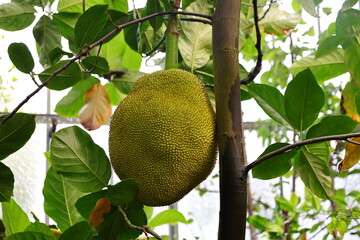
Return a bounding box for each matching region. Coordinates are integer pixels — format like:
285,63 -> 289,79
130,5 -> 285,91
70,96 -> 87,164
109,69 -> 216,206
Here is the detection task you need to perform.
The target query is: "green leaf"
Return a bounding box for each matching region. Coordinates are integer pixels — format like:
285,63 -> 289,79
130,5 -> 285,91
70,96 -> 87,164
247,83 -> 288,125
284,68 -> 325,131
295,147 -> 333,199
48,48 -> 74,65
5,232 -> 56,240
105,0 -> 128,13
0,113 -> 36,160
179,0 -> 213,70
341,0 -> 359,11
59,221 -> 95,240
315,36 -> 341,58
148,209 -> 189,228
53,12 -> 81,39
101,32 -> 142,71
50,126 -> 111,192
8,43 -> 34,74
57,0 -> 105,13
336,220 -> 347,236
98,201 -> 147,240
24,222 -> 53,237
38,61 -> 83,90
55,77 -> 100,117
252,143 -> 296,180
2,198 -> 31,236
111,71 -> 146,94
147,0 -> 164,32
33,15 -> 62,66
81,56 -> 110,74
300,0 -> 319,17
344,43 -> 360,86
336,9 -> 360,49
290,49 -> 346,83
306,142 -> 329,164
306,115 -> 357,139
43,167 -> 85,231
106,180 -> 139,207
104,83 -> 125,106
247,215 -> 283,234
259,7 -> 301,36
74,5 -> 108,50
0,3 -> 35,31
75,190 -> 107,220
0,162 -> 14,202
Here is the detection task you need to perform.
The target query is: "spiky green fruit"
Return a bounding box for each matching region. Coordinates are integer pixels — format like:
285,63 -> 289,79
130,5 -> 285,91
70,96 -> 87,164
109,69 -> 216,206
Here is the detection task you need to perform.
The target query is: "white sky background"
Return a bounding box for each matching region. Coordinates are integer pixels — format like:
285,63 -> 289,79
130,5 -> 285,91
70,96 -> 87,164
0,0 -> 358,240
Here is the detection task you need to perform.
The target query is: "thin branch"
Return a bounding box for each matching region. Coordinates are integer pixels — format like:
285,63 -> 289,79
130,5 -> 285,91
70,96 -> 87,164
245,132 -> 360,173
0,10 -> 212,128
144,34 -> 166,57
118,207 -> 164,240
82,0 -> 86,13
79,43 -> 103,73
345,139 -> 360,145
240,0 -> 263,85
30,72 -> 40,87
258,0 -> 274,21
102,70 -> 126,80
38,0 -> 44,11
179,17 -> 212,25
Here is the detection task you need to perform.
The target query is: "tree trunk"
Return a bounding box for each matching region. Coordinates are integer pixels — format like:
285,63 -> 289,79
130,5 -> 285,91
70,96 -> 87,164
212,0 -> 248,239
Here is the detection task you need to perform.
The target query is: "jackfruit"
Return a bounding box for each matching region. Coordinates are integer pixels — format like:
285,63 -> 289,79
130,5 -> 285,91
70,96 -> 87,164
109,69 -> 217,206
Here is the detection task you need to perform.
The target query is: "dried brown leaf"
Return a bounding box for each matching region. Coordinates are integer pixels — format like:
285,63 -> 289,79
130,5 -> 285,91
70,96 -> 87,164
338,137 -> 360,172
89,198 -> 111,230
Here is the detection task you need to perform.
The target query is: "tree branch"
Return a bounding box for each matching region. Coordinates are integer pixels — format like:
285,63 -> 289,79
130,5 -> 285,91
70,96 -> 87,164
240,0 -> 263,85
118,207 -> 164,240
0,10 -> 212,128
245,132 -> 360,173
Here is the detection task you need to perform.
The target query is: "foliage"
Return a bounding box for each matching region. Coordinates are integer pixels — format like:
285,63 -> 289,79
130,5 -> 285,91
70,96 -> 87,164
0,0 -> 359,239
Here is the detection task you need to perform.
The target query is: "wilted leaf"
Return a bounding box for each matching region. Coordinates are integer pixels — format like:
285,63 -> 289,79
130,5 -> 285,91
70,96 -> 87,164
338,137 -> 360,172
341,81 -> 360,122
78,83 -> 112,130
260,8 -> 301,36
89,198 -> 111,229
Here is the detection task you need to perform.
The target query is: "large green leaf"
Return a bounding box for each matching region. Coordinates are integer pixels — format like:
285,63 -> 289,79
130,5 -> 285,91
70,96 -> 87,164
8,43 -> 34,74
74,5 -> 108,50
315,35 -> 342,58
2,198 -> 31,236
148,209 -> 189,228
59,221 -> 95,240
98,201 -> 147,240
252,143 -> 297,180
50,126 -> 111,192
57,0 -> 105,13
147,0 -> 164,32
111,71 -> 146,94
105,0 -> 128,13
295,147 -> 333,199
53,12 -> 81,39
306,115 -> 357,139
43,167 -> 85,231
259,7 -> 301,36
106,180 -> 138,207
178,0 -> 213,70
344,43 -> 360,86
0,162 -> 14,202
306,142 -> 329,164
248,83 -> 288,125
55,77 -> 100,117
101,32 -> 142,71
336,9 -> 360,49
33,16 -> 62,66
75,190 -> 107,220
24,222 -> 53,237
0,3 -> 35,31
5,232 -> 55,240
38,61 -> 83,90
299,0 -> 319,17
0,113 -> 36,160
284,69 -> 325,132
290,49 -> 346,83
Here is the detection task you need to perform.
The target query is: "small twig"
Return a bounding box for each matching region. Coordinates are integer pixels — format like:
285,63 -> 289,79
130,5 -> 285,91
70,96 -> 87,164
179,17 -> 212,25
102,70 -> 126,80
240,0 -> 263,85
82,0 -> 86,13
144,34 -> 166,57
79,43 -> 103,73
258,0 -> 274,21
38,0 -> 44,11
30,72 -> 40,87
245,132 -> 360,173
345,139 -> 360,145
118,207 -> 164,240
241,1 -> 276,8
0,10 -> 212,128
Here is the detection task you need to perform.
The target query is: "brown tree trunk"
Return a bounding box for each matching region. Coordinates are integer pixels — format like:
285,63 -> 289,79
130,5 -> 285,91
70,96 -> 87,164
212,0 -> 248,239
